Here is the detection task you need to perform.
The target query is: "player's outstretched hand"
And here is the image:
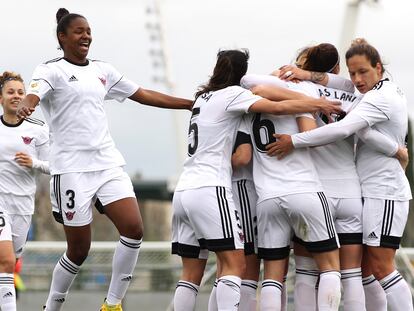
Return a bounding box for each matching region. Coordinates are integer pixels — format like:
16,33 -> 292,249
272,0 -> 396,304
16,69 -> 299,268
15,152 -> 33,168
266,133 -> 294,159
317,97 -> 343,123
16,105 -> 35,120
278,65 -> 311,83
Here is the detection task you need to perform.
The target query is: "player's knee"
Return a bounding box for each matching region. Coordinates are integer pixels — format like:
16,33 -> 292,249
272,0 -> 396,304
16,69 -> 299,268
371,260 -> 394,280
120,221 -> 144,240
67,244 -> 90,265
0,254 -> 16,273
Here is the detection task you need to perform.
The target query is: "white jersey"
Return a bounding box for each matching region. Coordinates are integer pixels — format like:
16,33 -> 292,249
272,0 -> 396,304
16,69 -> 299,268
175,86 -> 261,191
232,116 -> 253,182
27,58 -> 139,175
249,112 -> 323,203
0,117 -> 49,214
289,82 -> 362,198
353,79 -> 411,200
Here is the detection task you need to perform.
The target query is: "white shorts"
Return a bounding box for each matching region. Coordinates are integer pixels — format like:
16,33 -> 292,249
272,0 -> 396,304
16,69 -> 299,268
257,192 -> 339,260
328,197 -> 363,245
0,210 -> 12,242
363,198 -> 409,249
172,186 -> 244,259
50,166 -> 136,226
232,180 -> 258,255
9,214 -> 32,258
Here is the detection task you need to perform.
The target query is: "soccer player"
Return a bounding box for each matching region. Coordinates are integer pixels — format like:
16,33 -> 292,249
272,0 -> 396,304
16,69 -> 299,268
171,49 -> 342,311
270,39 -> 413,311
208,119 -> 261,311
0,71 -> 49,311
16,8 -> 194,311
243,43 -> 370,311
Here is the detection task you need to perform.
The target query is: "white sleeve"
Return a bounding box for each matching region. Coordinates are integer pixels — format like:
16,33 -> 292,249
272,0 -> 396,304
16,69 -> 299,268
292,112 -> 369,148
240,74 -> 288,89
27,64 -> 55,100
33,125 -> 50,174
99,62 -> 139,102
296,112 -> 314,119
351,92 -> 391,126
356,127 -> 398,156
326,73 -> 355,93
239,114 -> 251,134
225,87 -> 262,113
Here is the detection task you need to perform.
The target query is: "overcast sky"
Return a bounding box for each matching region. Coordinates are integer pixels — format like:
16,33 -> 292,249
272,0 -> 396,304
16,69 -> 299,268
1,0 -> 413,179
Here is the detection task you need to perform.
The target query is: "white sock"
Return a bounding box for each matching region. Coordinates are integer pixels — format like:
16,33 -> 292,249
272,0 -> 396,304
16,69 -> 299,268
208,279 -> 218,311
318,271 -> 341,311
106,236 -> 141,305
173,280 -> 199,311
44,253 -> 80,311
380,270 -> 413,311
294,256 -> 319,311
260,279 -> 283,311
217,275 -> 241,311
362,274 -> 387,311
0,273 -> 16,311
239,280 -> 258,311
281,275 -> 288,311
341,268 -> 365,311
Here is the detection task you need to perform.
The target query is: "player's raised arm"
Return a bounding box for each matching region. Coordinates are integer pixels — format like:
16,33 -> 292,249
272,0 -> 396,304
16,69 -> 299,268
248,96 -> 342,117
129,88 -> 193,111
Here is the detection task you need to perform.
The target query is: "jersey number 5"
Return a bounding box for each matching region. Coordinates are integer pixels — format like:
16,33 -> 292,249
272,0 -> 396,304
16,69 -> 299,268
187,108 -> 200,156
252,113 -> 276,153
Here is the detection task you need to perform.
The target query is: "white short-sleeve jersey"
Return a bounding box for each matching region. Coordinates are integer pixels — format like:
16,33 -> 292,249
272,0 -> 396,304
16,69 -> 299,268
270,79 -> 362,198
352,79 -> 411,200
294,83 -> 362,198
175,86 -> 261,191
249,112 -> 323,203
232,115 -> 253,182
0,117 -> 49,214
27,58 -> 139,175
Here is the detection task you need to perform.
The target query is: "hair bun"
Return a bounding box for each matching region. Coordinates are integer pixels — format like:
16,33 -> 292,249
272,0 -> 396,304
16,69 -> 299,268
56,8 -> 70,24
351,38 -> 369,47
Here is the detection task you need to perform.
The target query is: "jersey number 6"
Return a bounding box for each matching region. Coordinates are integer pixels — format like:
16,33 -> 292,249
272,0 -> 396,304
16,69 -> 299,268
252,113 -> 276,153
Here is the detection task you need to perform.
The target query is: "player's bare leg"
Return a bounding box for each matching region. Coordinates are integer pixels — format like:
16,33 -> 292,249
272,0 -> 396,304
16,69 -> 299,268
174,257 -> 207,311
0,240 -> 16,311
103,197 -> 143,308
215,249 -> 246,311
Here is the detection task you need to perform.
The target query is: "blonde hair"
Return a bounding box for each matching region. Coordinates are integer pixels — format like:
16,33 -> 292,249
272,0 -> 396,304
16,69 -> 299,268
0,71 -> 24,94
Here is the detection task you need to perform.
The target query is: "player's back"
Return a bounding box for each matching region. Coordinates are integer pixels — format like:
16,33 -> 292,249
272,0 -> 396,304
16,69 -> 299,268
250,112 -> 322,203
176,86 -> 260,191
289,82 -> 361,198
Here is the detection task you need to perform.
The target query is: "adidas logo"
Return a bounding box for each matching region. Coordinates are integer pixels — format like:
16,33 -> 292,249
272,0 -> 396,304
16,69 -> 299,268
68,75 -> 78,82
121,276 -> 132,282
3,292 -> 13,298
54,298 -> 65,303
368,232 -> 378,239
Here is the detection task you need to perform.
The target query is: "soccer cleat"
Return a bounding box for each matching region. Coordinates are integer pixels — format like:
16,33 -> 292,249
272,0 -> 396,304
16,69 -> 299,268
100,301 -> 123,311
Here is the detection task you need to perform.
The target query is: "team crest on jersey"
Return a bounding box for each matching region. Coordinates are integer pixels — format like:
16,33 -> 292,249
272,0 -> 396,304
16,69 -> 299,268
22,136 -> 34,145
65,211 -> 76,221
98,77 -> 106,86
